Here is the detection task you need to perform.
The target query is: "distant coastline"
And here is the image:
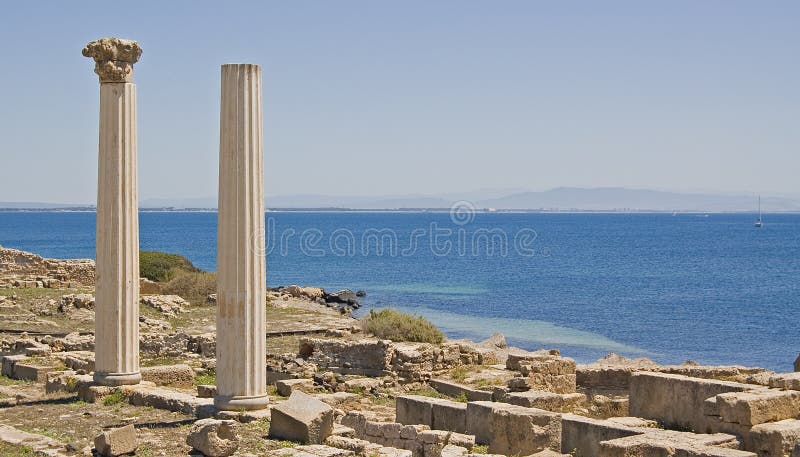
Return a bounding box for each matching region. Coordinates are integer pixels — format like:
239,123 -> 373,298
2,207 -> 799,214
4,187 -> 798,213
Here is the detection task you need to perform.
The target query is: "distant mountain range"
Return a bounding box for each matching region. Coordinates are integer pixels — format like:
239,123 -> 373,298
2,187 -> 799,212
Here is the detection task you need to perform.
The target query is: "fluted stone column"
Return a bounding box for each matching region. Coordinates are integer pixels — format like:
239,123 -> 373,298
83,38 -> 142,386
215,64 -> 269,411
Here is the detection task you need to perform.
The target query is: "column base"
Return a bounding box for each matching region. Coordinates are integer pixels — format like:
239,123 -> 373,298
93,371 -> 141,386
214,393 -> 270,411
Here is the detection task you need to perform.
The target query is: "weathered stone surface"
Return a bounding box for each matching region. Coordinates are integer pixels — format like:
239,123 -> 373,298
397,395 -> 435,427
301,338 -> 393,375
599,433 -> 757,457
121,385 -> 215,417
58,293 -> 95,312
749,419 -> 800,457
769,372 -> 800,391
429,379 -> 493,402
486,403 -> 561,455
716,389 -> 800,426
277,378 -> 317,397
560,414 -> 641,457
140,294 -> 188,317
431,399 -> 467,433
0,246 -> 95,286
140,364 -> 195,387
465,401 -> 496,445
270,445 -> 355,457
506,391 -> 586,413
197,384 -> 217,399
270,391 -> 335,444
186,418 -> 239,457
0,424 -> 68,456
82,37 -> 142,83
629,372 -> 753,432
94,424 -> 137,456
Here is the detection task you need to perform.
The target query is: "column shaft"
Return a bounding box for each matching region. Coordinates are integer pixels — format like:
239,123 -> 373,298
94,82 -> 141,386
215,64 -> 269,411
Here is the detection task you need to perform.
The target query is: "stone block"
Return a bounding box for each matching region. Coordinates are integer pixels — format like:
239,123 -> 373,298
140,364 -> 195,387
629,372 -> 753,432
750,419 -> 800,457
94,424 -> 137,456
486,404 -> 561,455
197,384 -> 217,398
270,391 -> 335,444
576,365 -> 635,390
1,354 -> 26,377
122,385 -> 215,417
770,372 -> 800,391
716,389 -> 800,426
465,401 -> 496,445
12,363 -> 56,382
508,374 -> 577,394
429,379 -> 493,402
431,399 -> 467,433
277,378 -> 316,397
45,370 -> 78,394
186,418 -> 239,457
598,433 -> 757,457
559,414 -> 642,457
397,395 -> 435,427
506,391 -> 586,412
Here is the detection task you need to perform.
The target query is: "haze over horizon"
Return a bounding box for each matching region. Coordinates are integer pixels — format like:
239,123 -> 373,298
1,1 -> 798,204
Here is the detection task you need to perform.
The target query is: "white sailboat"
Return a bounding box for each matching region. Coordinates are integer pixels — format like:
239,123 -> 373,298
755,195 -> 763,227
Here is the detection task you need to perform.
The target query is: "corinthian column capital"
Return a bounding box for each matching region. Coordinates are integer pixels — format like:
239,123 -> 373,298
82,37 -> 142,83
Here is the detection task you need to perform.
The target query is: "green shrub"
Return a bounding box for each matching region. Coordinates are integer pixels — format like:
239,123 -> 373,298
140,250 -> 201,282
102,390 -> 126,406
161,271 -> 217,305
361,309 -> 444,344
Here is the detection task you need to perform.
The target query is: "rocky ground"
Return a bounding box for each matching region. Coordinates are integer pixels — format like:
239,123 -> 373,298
2,246 -> 800,457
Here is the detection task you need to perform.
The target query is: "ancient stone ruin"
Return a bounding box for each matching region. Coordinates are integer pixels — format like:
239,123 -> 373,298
1,36 -> 799,456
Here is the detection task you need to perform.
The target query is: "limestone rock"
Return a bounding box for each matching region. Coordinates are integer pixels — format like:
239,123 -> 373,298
140,364 -> 195,387
58,293 -> 95,312
186,418 -> 239,457
94,424 -> 137,456
480,333 -> 507,349
197,384 -> 217,398
269,391 -> 335,444
140,294 -> 189,317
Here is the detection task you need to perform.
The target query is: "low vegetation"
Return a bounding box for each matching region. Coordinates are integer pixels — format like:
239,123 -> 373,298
361,308 -> 444,344
102,390 -> 126,407
194,372 -> 216,386
160,271 -> 217,305
139,250 -> 201,282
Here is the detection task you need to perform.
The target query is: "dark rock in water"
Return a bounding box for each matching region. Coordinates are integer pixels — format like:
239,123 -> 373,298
324,289 -> 359,307
795,353 -> 800,372
355,290 -> 366,297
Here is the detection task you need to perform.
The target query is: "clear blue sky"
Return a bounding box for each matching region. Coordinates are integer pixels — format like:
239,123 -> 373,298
1,1 -> 798,204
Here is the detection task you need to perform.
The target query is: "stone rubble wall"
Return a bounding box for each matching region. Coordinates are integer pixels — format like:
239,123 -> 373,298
299,338 -> 491,382
341,412 -> 474,457
0,245 -> 95,287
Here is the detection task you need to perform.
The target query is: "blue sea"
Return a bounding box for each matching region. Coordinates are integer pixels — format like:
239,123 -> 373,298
1,211 -> 798,372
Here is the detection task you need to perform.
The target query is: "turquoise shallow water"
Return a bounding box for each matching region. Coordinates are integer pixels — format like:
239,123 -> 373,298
1,211 -> 798,371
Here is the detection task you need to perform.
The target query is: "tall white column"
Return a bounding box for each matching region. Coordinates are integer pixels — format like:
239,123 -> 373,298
215,64 -> 269,411
83,38 -> 142,386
